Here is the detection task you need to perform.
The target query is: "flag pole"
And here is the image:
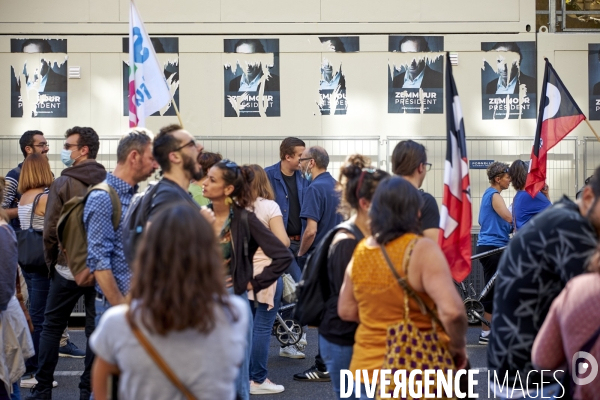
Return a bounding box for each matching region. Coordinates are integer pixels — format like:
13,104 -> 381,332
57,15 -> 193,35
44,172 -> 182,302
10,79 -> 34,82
585,119 -> 600,142
170,94 -> 184,128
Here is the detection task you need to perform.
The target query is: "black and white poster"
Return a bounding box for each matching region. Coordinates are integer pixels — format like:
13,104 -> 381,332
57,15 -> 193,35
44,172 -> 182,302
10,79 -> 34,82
318,37 -> 359,115
11,39 -> 68,118
388,36 -> 444,114
588,44 -> 600,120
122,37 -> 179,117
481,41 -> 537,120
224,38 -> 280,117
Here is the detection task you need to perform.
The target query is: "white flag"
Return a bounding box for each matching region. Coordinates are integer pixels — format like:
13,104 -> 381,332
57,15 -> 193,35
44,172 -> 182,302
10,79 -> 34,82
128,0 -> 171,127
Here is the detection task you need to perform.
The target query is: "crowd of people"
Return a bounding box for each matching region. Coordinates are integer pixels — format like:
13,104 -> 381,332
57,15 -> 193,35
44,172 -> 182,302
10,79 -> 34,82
1,126 -> 599,399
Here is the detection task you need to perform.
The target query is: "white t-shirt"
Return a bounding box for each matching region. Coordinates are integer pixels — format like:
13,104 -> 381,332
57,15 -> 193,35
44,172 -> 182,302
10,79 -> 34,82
251,197 -> 283,266
90,297 -> 248,400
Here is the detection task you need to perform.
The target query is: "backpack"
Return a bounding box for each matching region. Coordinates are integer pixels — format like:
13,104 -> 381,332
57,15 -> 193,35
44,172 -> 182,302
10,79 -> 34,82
294,221 -> 364,326
57,183 -> 121,287
122,182 -> 159,267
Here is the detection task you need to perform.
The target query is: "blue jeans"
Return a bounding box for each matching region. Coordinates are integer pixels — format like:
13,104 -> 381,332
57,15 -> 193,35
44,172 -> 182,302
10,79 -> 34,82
227,288 -> 252,400
22,270 -> 50,375
287,241 -> 303,282
249,278 -> 283,384
319,335 -> 354,400
94,296 -> 112,327
0,382 -> 18,400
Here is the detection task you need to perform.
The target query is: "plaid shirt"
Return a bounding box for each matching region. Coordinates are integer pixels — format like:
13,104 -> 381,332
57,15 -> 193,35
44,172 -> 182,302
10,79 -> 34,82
84,173 -> 136,296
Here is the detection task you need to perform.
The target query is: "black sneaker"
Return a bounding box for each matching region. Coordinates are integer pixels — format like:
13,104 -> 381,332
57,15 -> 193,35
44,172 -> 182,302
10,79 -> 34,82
293,365 -> 331,382
479,332 -> 490,345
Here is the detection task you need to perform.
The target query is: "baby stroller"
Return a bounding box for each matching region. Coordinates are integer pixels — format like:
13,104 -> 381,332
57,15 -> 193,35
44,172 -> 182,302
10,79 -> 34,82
271,276 -> 306,351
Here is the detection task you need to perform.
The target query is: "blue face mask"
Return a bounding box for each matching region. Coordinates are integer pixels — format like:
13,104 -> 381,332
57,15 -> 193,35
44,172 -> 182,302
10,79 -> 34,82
304,171 -> 312,182
61,149 -> 81,167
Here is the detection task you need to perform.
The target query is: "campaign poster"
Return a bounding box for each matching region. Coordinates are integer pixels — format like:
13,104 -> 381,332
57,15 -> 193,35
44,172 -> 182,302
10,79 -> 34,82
11,39 -> 68,118
224,38 -> 280,117
588,44 -> 600,120
388,36 -> 444,114
481,41 -> 537,120
122,37 -> 179,116
318,36 -> 359,115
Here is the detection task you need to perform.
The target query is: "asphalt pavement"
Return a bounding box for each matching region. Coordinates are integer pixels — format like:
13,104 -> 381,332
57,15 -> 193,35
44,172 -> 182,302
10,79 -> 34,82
20,326 -> 493,399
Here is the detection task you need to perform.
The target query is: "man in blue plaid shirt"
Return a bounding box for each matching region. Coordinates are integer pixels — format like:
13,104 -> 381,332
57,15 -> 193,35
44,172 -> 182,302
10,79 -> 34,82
84,129 -> 158,324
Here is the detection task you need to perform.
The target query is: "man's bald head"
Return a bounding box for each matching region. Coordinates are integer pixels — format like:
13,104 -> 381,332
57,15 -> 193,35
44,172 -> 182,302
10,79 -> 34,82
306,146 -> 329,170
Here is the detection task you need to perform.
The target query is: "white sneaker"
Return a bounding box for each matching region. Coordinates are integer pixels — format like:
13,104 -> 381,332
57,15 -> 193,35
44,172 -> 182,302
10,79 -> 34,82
20,376 -> 58,388
279,345 -> 306,359
250,379 -> 284,394
298,332 -> 307,347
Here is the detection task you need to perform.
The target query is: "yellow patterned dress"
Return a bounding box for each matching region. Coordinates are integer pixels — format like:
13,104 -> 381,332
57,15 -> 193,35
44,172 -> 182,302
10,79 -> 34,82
348,233 -> 454,398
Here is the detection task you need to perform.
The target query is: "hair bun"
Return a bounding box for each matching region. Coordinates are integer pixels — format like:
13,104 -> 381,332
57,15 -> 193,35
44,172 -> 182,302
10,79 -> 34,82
341,154 -> 372,179
240,165 -> 255,184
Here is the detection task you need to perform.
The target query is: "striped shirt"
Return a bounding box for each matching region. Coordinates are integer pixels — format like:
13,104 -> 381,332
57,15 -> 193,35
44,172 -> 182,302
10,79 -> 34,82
1,163 -> 22,231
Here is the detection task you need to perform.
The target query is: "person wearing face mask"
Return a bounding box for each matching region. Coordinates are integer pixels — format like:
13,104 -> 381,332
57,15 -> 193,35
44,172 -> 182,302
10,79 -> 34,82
29,126 -> 106,400
297,146 -> 343,264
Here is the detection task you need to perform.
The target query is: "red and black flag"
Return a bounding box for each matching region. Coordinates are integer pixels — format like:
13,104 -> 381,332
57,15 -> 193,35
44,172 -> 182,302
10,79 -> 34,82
525,59 -> 585,197
439,52 -> 472,283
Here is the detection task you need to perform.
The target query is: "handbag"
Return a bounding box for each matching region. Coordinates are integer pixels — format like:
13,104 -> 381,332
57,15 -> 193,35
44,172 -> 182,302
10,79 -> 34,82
125,309 -> 198,400
376,240 -> 458,400
16,193 -> 46,274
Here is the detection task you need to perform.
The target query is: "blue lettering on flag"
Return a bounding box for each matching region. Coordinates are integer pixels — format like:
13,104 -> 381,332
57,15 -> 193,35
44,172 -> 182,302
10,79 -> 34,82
132,27 -> 149,63
135,83 -> 153,107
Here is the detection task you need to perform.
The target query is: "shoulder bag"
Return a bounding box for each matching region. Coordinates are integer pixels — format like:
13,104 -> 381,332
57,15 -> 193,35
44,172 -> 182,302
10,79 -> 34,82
377,239 -> 462,400
17,193 -> 46,274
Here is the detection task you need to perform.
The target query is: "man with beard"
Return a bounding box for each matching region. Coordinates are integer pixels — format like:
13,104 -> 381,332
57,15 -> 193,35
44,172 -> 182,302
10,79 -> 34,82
144,124 -> 205,221
2,130 -> 50,232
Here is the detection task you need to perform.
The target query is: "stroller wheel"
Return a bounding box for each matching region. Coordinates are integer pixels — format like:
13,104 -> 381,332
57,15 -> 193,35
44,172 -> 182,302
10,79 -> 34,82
275,318 -> 303,347
464,298 -> 485,325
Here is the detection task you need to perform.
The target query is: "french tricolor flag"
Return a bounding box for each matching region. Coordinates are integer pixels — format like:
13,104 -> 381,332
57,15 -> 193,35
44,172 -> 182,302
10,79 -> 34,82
439,52 -> 472,283
525,59 -> 585,197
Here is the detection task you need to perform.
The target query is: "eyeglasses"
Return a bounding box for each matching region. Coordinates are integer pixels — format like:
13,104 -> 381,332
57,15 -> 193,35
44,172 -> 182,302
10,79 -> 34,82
299,158 -> 313,162
423,162 -> 432,172
33,142 -> 49,148
494,168 -> 510,178
174,140 -> 195,152
356,168 -> 376,199
63,143 -> 79,150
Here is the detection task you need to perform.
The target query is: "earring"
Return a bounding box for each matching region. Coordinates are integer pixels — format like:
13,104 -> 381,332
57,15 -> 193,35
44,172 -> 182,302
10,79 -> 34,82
225,196 -> 233,206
